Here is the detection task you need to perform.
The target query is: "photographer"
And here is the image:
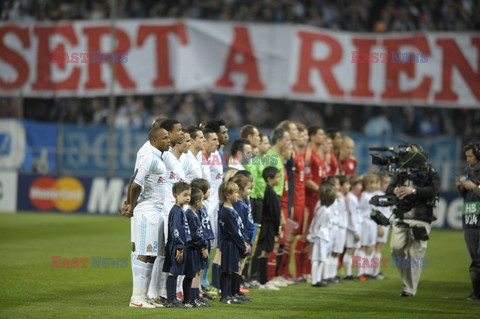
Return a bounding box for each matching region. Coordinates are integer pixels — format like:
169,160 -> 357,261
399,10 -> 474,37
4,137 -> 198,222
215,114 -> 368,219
385,144 -> 440,297
456,142 -> 480,301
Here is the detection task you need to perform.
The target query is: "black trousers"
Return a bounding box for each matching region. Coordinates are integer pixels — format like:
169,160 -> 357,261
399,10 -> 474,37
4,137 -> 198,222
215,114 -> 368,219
464,228 -> 480,294
251,198 -> 263,224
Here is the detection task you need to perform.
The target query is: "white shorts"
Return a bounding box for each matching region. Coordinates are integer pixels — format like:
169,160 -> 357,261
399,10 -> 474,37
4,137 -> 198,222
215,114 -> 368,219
345,230 -> 361,249
377,225 -> 390,244
208,202 -> 219,248
361,219 -> 377,247
332,227 -> 347,254
209,210 -> 219,248
163,200 -> 175,243
310,238 -> 330,262
134,210 -> 166,257
131,217 -> 135,243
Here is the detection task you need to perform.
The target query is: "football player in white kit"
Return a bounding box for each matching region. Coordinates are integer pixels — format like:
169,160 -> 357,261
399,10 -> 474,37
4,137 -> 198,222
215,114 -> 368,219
358,174 -> 381,279
128,126 -> 170,308
154,119 -> 185,300
181,126 -> 206,183
196,128 -> 219,290
372,173 -> 393,279
344,176 -> 363,280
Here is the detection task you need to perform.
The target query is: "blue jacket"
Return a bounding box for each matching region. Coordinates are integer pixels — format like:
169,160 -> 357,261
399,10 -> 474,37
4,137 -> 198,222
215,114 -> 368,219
167,205 -> 192,251
185,208 -> 208,249
233,199 -> 254,245
199,204 -> 215,241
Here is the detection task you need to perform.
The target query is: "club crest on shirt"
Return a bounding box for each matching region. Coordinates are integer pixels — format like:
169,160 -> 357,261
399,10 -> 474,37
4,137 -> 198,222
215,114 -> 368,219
157,176 -> 165,184
174,229 -> 179,237
146,244 -> 153,252
169,171 -> 176,180
216,173 -> 222,180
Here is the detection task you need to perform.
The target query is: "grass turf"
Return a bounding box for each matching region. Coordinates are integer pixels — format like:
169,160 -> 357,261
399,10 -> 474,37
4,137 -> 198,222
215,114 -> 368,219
0,212 -> 478,319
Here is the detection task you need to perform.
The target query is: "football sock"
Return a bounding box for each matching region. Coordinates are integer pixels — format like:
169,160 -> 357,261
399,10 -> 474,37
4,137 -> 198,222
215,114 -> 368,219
183,276 -> 193,302
166,275 -> 177,303
132,259 -> 153,299
343,253 -> 352,277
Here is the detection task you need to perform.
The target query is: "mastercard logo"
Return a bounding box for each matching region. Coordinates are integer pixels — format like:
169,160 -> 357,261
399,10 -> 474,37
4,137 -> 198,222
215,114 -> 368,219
29,177 -> 85,212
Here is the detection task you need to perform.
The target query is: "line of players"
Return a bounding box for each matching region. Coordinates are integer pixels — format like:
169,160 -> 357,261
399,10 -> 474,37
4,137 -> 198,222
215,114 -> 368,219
121,117 -> 393,308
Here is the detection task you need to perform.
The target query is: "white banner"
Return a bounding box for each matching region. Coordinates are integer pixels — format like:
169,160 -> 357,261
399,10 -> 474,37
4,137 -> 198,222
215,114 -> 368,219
0,171 -> 17,212
0,19 -> 479,108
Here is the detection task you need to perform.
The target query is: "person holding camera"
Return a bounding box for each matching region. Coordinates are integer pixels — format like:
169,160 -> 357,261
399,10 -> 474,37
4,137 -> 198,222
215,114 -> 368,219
456,142 -> 480,301
386,144 -> 440,297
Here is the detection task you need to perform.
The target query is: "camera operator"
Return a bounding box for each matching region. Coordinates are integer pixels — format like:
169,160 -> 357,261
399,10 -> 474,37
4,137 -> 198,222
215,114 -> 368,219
456,142 -> 480,301
386,144 -> 440,297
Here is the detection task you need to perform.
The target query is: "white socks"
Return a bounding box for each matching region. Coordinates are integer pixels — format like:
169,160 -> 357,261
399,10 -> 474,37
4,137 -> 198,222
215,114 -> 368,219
177,275 -> 185,294
311,261 -> 324,284
311,261 -> 319,284
322,256 -> 338,280
159,271 -> 168,298
357,250 -> 366,276
343,253 -> 352,277
329,256 -> 338,279
132,258 -> 153,299
147,256 -> 165,299
372,252 -> 381,277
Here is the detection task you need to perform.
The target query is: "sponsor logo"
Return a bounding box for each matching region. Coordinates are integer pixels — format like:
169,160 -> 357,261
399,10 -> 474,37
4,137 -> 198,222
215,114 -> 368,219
29,176 -> 85,212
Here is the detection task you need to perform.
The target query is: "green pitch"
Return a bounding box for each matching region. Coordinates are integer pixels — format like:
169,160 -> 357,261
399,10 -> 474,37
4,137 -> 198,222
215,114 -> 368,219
0,213 -> 477,319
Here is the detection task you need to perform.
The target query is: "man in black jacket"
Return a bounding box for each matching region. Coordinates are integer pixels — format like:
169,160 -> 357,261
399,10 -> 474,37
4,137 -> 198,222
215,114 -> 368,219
456,142 -> 480,301
386,144 -> 440,297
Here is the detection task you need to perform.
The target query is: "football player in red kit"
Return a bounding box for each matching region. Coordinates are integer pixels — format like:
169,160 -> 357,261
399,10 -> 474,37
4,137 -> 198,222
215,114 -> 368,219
339,137 -> 357,176
302,126 -> 327,279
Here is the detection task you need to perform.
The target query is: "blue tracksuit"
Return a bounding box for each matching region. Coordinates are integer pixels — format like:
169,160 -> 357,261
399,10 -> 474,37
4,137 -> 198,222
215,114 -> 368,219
218,206 -> 246,273
185,208 -> 208,277
233,199 -> 255,245
163,205 -> 192,275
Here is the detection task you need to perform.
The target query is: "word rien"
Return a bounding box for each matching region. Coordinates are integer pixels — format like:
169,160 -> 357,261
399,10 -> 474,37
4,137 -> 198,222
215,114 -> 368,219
51,51 -> 128,64
352,256 -> 428,269
201,154 -> 279,166
51,256 -> 129,268
351,51 -> 428,64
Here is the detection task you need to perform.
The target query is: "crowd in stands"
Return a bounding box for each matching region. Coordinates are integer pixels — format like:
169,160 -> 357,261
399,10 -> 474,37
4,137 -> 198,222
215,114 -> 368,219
3,94 -> 479,146
1,0 -> 479,145
3,0 -> 479,31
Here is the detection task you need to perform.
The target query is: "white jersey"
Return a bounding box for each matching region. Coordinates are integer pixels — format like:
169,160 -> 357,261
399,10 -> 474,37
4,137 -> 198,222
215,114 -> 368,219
162,149 -> 186,215
359,191 -> 377,219
133,141 -> 167,212
334,193 -> 348,229
228,157 -> 245,171
208,150 -> 224,216
346,192 -> 362,235
181,150 -> 203,183
308,202 -> 333,242
197,151 -> 211,184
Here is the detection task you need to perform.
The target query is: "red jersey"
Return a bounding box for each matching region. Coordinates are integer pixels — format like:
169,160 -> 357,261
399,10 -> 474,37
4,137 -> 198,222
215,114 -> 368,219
280,169 -> 289,221
341,156 -> 357,176
293,150 -> 306,233
304,147 -> 326,211
325,152 -> 339,176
